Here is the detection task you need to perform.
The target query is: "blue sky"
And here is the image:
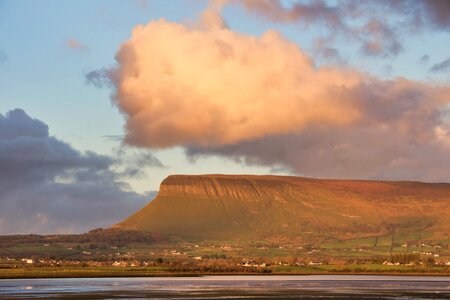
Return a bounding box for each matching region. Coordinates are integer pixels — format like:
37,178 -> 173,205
1,0 -> 448,192
0,0 -> 449,233
0,0 -> 280,193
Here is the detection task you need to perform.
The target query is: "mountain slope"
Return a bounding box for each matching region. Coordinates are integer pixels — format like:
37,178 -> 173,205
115,174 -> 450,242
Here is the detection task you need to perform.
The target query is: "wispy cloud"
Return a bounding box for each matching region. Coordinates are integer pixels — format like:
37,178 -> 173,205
136,0 -> 148,9
66,38 -> 88,51
85,68 -> 115,88
223,0 -> 450,59
419,54 -> 430,64
430,57 -> 450,73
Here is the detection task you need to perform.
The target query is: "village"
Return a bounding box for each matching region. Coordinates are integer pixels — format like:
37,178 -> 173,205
1,239 -> 450,275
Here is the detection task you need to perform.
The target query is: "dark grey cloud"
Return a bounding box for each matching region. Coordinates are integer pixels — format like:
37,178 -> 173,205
419,0 -> 450,29
113,146 -> 166,178
377,0 -> 450,30
102,134 -> 124,141
85,68 -> 116,88
430,57 -> 450,73
0,109 -> 154,234
0,109 -> 48,140
187,125 -> 450,182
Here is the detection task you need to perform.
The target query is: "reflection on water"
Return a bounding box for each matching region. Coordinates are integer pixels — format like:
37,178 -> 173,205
0,275 -> 449,299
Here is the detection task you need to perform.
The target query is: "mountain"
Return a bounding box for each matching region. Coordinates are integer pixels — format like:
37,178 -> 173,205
115,174 -> 450,242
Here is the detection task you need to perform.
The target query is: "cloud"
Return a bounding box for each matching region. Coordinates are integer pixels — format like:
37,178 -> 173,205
234,0 -> 450,31
359,19 -> 403,57
0,109 -> 153,234
235,0 -> 342,27
0,109 -> 48,139
136,0 -> 148,9
186,119 -> 450,182
186,91 -> 450,182
85,68 -> 116,88
200,0 -> 229,30
419,54 -> 430,63
102,17 -> 450,182
185,79 -> 450,183
66,38 -> 88,51
110,19 -> 364,148
113,146 -> 166,178
227,0 -> 404,58
223,0 -> 450,58
313,38 -> 345,64
417,0 -> 450,29
430,57 -> 450,73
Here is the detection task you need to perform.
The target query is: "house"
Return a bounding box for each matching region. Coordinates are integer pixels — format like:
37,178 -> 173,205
113,261 -> 127,267
243,261 -> 259,267
22,258 -> 33,264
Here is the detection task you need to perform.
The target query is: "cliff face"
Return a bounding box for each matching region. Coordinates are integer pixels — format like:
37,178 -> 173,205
115,174 -> 450,241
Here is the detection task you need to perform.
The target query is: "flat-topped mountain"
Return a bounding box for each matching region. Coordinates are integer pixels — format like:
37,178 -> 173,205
115,174 -> 450,242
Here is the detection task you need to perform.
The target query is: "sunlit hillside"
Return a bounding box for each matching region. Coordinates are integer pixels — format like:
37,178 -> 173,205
116,174 -> 450,244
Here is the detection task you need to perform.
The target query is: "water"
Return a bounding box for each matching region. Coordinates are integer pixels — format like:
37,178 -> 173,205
0,275 -> 450,299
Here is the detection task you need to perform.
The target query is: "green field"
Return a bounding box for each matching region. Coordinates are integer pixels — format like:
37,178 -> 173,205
0,227 -> 449,279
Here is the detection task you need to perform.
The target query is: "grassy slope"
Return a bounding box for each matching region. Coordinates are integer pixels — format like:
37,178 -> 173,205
116,175 -> 450,243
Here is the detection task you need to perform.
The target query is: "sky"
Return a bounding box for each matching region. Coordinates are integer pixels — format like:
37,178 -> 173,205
0,0 -> 449,234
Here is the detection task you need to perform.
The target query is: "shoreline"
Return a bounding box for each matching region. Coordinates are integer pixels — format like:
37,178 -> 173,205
1,270 -> 450,280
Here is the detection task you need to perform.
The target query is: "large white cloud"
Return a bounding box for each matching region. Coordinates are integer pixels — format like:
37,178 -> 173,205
99,6 -> 450,182
112,20 -> 367,148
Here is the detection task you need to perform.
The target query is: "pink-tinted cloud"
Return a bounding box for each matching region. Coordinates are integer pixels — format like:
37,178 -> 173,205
101,17 -> 450,181
85,1 -> 450,182
66,38 -> 88,51
136,0 -> 148,9
111,20 -> 366,148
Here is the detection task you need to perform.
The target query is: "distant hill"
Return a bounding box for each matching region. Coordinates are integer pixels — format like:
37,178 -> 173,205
115,175 -> 450,243
0,228 -> 164,248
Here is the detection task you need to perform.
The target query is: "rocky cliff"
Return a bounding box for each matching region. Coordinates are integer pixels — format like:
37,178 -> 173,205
115,174 -> 450,242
